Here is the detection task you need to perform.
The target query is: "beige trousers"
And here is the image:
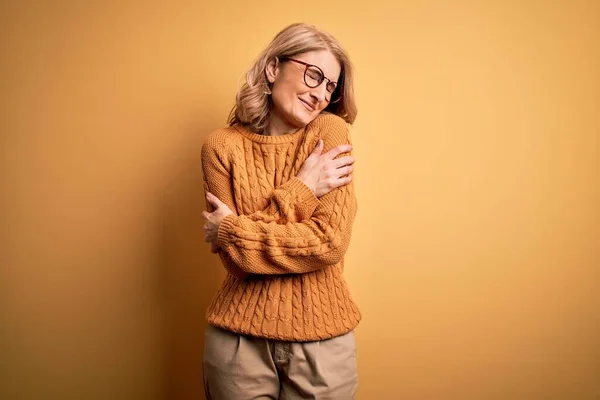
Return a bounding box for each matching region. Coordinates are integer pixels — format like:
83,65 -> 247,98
202,325 -> 358,400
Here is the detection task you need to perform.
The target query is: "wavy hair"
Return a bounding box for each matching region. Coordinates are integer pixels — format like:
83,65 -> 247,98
228,23 -> 357,133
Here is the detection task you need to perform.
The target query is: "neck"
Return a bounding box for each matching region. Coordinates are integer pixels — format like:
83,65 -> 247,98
263,113 -> 300,136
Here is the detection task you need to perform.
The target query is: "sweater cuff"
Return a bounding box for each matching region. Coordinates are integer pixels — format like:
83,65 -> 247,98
217,213 -> 236,249
284,177 -> 319,216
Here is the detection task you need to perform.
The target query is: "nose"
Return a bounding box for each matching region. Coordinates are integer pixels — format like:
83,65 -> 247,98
309,82 -> 328,103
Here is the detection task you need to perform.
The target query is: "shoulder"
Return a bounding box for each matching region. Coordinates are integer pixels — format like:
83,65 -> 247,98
309,112 -> 349,131
201,126 -> 241,160
201,126 -> 246,171
202,126 -> 237,151
307,113 -> 352,147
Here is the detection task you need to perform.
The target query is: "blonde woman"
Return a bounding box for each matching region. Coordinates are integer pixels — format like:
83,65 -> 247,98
201,23 -> 361,400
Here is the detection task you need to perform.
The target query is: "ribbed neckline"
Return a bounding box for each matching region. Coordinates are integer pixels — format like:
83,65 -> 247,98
233,124 -> 306,144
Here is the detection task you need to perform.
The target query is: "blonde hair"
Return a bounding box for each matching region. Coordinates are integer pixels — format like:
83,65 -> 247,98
228,23 -> 357,133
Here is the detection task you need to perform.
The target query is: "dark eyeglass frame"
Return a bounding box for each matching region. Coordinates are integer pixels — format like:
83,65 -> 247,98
279,57 -> 342,104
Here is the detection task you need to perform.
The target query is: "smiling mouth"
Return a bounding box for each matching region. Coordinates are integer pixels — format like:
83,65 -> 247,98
299,98 -> 315,111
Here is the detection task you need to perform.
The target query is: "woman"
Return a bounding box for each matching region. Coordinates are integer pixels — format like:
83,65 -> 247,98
201,22 -> 361,400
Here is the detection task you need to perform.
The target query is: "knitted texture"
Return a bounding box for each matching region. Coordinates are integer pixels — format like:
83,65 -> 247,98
201,113 -> 361,341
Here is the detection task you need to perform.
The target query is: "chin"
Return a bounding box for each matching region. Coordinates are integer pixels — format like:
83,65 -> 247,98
296,108 -> 317,126
283,110 -> 309,128
298,114 -> 313,126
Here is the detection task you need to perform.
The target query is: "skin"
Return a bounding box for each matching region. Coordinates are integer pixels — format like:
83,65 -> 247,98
203,50 -> 354,252
264,50 -> 342,136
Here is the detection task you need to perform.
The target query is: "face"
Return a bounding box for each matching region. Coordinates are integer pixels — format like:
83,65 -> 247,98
266,50 -> 341,133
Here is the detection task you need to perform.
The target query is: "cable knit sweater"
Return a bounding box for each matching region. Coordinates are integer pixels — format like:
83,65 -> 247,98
201,113 -> 361,341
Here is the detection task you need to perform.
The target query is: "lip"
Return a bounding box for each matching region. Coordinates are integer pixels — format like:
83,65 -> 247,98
299,98 -> 316,111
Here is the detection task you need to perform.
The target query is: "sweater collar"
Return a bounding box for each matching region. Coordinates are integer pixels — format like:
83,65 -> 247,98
233,124 -> 306,144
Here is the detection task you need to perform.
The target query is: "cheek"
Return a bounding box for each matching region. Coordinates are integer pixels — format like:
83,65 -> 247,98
272,83 -> 298,110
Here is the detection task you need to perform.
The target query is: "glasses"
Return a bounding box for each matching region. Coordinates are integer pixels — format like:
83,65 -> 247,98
279,57 -> 342,103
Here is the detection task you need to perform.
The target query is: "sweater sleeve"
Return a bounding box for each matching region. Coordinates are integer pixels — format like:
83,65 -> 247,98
201,130 -> 320,278
216,115 -> 357,275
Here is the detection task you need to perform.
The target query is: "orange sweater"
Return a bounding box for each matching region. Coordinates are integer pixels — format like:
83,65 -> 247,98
201,113 -> 361,341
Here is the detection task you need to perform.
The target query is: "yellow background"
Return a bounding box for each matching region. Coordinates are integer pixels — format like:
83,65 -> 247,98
2,1 -> 598,399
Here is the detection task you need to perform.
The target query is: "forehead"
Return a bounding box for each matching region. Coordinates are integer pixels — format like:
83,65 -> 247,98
293,50 -> 341,81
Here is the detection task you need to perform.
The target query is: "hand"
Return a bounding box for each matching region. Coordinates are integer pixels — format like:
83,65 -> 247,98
202,192 -> 233,253
296,140 -> 354,198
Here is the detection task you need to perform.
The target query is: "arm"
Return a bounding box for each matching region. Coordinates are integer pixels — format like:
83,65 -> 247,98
201,130 -> 319,278
216,116 -> 357,275
201,131 -> 319,224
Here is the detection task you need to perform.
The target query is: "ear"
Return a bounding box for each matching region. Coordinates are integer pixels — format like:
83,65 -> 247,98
265,57 -> 280,84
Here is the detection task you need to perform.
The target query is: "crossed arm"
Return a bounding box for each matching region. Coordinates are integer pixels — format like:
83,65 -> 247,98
201,117 -> 357,276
